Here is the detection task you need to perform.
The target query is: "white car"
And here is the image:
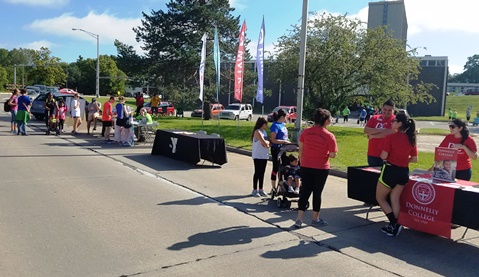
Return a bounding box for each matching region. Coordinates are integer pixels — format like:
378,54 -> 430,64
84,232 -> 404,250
219,103 -> 253,121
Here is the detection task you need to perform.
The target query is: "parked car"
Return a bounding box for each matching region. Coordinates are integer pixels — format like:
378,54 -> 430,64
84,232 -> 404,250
26,90 -> 39,101
219,103 -> 253,121
267,106 -> 297,123
464,88 -> 479,95
46,86 -> 59,93
191,103 -> 225,118
25,86 -> 40,93
33,84 -> 47,94
59,88 -> 77,94
395,108 -> 410,118
31,92 -> 89,120
143,101 -> 175,116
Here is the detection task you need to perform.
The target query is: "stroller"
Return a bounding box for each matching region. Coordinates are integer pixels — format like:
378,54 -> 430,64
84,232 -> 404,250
271,144 -> 308,209
46,111 -> 60,135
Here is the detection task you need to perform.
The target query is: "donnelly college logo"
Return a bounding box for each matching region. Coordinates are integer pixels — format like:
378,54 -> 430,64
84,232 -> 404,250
412,181 -> 436,205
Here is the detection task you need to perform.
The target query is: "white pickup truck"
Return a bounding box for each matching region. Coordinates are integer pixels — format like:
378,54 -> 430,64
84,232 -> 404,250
219,103 -> 253,121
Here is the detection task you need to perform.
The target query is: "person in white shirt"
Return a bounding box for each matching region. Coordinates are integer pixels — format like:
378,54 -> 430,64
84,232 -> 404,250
71,94 -> 82,134
251,117 -> 270,197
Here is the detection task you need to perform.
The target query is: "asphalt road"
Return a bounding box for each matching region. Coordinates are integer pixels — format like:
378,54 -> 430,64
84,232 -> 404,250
1,101 -> 479,276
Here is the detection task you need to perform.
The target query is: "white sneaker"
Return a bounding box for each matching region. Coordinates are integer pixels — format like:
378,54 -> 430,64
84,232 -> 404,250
294,187 -> 300,194
258,189 -> 268,197
288,186 -> 294,193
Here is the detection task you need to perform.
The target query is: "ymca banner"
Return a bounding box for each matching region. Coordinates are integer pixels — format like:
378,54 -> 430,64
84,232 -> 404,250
198,33 -> 207,101
234,20 -> 247,102
255,17 -> 265,103
398,177 -> 455,238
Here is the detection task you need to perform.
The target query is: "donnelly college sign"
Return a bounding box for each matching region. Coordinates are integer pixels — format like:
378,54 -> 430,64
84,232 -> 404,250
399,179 -> 455,238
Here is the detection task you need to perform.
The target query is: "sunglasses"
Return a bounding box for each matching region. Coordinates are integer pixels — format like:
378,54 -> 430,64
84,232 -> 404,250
449,125 -> 458,129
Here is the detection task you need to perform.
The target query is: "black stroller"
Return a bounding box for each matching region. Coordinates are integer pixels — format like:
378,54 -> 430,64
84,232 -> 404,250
46,110 -> 60,135
271,144 -> 307,209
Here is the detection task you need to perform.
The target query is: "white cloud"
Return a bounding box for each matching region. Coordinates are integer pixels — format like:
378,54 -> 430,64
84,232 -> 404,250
448,64 -> 464,75
26,11 -> 143,54
246,41 -> 275,59
4,0 -> 68,6
229,0 -> 246,11
21,40 -> 56,50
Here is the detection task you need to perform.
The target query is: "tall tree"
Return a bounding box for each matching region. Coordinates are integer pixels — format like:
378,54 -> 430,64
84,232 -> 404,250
74,55 -> 126,95
449,54 -> 479,83
29,47 -> 67,86
271,13 -> 434,117
133,0 -> 250,107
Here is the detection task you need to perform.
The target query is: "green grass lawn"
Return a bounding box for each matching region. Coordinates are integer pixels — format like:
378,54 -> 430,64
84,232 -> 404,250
413,95 -> 479,121
153,117 -> 479,182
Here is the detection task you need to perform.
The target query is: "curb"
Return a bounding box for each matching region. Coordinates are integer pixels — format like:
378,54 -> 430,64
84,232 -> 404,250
225,146 -> 348,179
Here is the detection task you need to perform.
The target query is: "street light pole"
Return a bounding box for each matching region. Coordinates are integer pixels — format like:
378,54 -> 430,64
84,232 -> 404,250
294,0 -> 309,143
72,28 -> 100,98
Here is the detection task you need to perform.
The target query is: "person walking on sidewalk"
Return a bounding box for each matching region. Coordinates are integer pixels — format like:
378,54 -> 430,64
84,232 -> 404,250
376,112 -> 418,237
342,106 -> 350,123
251,117 -> 270,197
7,89 -> 19,134
102,96 -> 115,143
294,108 -> 337,228
15,89 -> 31,136
71,94 -> 82,134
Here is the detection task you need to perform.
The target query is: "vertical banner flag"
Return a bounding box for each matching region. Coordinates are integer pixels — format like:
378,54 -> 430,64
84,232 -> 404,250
234,20 -> 247,102
199,33 -> 207,101
256,17 -> 265,103
214,26 -> 220,101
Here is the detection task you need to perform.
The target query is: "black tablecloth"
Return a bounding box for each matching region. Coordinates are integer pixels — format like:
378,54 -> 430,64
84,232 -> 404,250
151,129 -> 227,165
347,166 -> 479,229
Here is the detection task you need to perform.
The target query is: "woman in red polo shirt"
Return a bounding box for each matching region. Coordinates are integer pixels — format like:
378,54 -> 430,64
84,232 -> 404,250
376,112 -> 418,237
438,119 -> 477,181
294,108 -> 337,228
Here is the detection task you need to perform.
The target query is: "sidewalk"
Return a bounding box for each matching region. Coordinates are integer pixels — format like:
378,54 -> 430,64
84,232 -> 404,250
2,111 -> 479,276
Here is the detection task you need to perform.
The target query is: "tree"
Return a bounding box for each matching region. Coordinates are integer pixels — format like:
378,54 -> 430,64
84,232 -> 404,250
271,13 -> 434,117
29,47 -> 67,86
0,66 -> 8,89
74,55 -> 126,95
449,54 -> 479,83
133,0 -> 255,107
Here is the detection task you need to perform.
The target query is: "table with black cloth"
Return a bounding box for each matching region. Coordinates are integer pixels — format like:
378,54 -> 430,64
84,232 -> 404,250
151,129 -> 227,165
347,166 -> 479,231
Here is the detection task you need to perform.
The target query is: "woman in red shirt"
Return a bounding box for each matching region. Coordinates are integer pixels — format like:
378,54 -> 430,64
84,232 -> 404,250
294,108 -> 338,228
376,113 -> 418,237
438,119 -> 477,181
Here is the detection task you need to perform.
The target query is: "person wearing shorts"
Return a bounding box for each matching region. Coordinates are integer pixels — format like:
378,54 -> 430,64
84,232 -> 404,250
102,96 -> 115,143
87,98 -> 101,134
376,112 -> 418,237
71,94 -> 82,134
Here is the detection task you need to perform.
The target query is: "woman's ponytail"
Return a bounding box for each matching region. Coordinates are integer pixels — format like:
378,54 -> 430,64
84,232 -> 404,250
405,118 -> 417,147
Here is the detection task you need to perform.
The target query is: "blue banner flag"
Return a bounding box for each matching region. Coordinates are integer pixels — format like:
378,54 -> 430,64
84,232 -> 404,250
256,17 -> 265,103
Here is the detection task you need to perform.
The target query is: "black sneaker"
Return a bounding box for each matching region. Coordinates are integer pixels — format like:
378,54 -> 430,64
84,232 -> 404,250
386,223 -> 403,237
381,224 -> 394,235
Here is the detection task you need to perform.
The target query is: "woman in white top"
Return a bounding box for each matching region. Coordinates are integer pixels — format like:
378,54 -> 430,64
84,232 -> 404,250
71,94 -> 82,134
251,117 -> 270,197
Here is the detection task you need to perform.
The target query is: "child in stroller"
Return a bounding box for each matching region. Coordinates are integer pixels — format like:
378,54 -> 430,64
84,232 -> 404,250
285,155 -> 301,194
46,111 -> 59,135
271,144 -> 305,209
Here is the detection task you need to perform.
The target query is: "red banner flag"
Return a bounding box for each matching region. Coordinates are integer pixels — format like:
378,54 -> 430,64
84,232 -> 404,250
234,20 -> 247,102
398,178 -> 455,238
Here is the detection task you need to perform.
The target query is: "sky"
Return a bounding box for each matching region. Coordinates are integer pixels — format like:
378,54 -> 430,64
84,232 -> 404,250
0,0 -> 477,75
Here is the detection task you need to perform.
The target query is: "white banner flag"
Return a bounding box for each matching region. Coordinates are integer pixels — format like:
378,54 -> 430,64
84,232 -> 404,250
199,33 -> 207,101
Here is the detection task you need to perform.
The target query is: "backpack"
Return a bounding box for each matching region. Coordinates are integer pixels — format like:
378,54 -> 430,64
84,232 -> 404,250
4,100 -> 11,112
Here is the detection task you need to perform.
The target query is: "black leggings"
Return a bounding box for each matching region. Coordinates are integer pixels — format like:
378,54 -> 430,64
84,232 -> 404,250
253,159 -> 268,190
59,119 -> 65,131
270,147 -> 287,181
298,167 -> 329,212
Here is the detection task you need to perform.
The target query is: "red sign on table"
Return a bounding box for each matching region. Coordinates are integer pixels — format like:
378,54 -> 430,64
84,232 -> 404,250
398,178 -> 455,238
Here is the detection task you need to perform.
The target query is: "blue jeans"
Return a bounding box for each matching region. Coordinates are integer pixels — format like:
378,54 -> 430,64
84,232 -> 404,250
17,121 -> 26,135
10,110 -> 17,123
368,156 -> 384,167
